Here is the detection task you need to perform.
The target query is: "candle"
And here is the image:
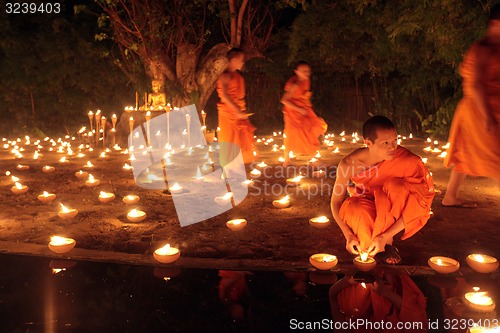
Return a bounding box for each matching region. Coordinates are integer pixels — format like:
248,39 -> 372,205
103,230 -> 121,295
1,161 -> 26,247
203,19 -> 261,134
153,244 -> 180,264
241,179 -> 254,187
98,191 -> 115,203
42,165 -> 55,173
48,236 -> 76,254
312,170 -> 325,178
85,174 -> 100,187
75,170 -> 89,179
428,256 -> 460,274
83,161 -> 94,169
463,289 -> 496,313
226,218 -> 247,231
249,168 -> 261,178
309,253 -> 338,270
169,182 -> 183,194
38,191 -> 56,202
466,254 -> 499,274
256,161 -> 268,168
353,252 -> 377,271
215,192 -> 233,205
286,175 -> 303,186
16,164 -> 29,171
273,195 -> 291,208
309,216 -> 330,229
123,195 -> 140,205
122,163 -> 133,171
58,203 -> 78,220
127,209 -> 146,222
192,166 -> 205,182
11,182 -> 28,194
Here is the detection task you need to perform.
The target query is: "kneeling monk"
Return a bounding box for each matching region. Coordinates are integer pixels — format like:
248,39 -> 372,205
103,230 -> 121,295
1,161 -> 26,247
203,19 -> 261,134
330,116 -> 435,262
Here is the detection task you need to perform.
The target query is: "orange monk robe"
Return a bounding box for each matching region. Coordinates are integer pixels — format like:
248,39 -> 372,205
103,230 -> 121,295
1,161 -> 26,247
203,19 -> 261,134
340,147 -> 435,251
336,273 -> 428,332
216,71 -> 256,165
283,76 -> 327,155
444,42 -> 500,179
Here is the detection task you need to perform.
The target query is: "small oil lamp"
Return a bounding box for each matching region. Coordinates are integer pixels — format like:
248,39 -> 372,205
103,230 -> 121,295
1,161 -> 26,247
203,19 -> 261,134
226,219 -> 247,231
309,254 -> 338,270
127,209 -> 146,222
48,236 -> 76,254
353,252 -> 377,271
153,244 -> 180,264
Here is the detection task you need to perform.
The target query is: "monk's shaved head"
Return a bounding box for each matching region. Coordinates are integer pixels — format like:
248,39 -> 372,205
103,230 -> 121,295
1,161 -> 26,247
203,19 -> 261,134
362,115 -> 396,142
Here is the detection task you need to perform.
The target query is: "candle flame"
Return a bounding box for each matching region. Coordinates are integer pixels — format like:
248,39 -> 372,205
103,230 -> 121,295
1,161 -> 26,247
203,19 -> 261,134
315,216 -> 329,223
360,252 -> 369,262
170,183 -> 182,190
278,195 -> 290,203
50,236 -> 71,246
15,182 -> 23,189
60,203 -> 71,213
323,255 -> 336,262
156,243 -> 177,256
43,191 -> 49,197
465,291 -> 494,306
88,174 -> 95,183
473,254 -> 485,263
229,219 -> 245,225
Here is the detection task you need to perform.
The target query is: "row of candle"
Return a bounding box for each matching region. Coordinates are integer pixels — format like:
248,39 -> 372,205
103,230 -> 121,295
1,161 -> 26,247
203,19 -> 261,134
428,254 -> 499,274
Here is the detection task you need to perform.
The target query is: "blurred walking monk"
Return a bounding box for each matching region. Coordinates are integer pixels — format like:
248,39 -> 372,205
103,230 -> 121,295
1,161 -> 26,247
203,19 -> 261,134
330,116 -> 435,263
281,61 -> 327,167
442,4 -> 500,207
217,48 -> 256,171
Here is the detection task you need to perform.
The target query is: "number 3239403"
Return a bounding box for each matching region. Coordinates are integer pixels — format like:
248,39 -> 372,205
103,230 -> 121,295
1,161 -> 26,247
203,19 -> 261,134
6,2 -> 61,14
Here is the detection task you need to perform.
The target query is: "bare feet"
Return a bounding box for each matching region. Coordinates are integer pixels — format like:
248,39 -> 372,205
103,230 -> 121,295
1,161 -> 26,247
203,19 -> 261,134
441,198 -> 477,208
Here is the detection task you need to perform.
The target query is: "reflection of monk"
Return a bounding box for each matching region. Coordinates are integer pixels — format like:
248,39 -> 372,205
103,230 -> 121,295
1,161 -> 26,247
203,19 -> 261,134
147,79 -> 167,109
216,48 -> 256,166
281,61 -> 327,166
218,270 -> 250,321
442,5 -> 500,207
330,116 -> 434,261
329,271 -> 428,332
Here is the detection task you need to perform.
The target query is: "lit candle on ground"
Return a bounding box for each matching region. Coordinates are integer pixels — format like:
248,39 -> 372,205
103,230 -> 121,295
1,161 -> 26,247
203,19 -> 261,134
309,216 -> 330,229
353,252 -> 377,271
85,174 -> 100,187
16,164 -> 29,171
169,182 -> 183,194
215,192 -> 234,205
57,203 -> 78,220
273,195 -> 291,208
241,179 -> 254,187
463,288 -> 496,313
256,161 -> 268,168
123,195 -> 140,205
11,182 -> 28,194
466,254 -> 499,274
127,209 -> 146,222
75,170 -> 89,179
122,163 -> 133,171
192,166 -> 205,182
48,236 -> 76,254
309,254 -> 338,270
154,244 -> 180,264
249,168 -> 261,178
428,256 -> 460,274
286,175 -> 303,186
312,170 -> 325,178
38,191 -> 56,202
98,191 -> 115,203
83,161 -> 94,169
42,165 -> 55,173
226,219 -> 247,231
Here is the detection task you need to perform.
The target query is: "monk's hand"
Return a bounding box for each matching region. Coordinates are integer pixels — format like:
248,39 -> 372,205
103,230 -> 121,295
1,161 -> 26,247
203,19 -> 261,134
345,234 -> 360,255
367,234 -> 389,256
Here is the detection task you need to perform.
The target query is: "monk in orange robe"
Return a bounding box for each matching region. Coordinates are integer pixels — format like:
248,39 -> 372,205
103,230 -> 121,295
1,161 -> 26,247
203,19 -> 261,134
330,116 -> 434,261
330,271 -> 428,332
442,5 -> 500,207
281,61 -> 327,166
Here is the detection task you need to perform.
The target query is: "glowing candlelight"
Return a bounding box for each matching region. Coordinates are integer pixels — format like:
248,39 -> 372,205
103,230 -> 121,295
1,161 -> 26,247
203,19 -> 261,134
249,168 -> 262,178
153,244 -> 180,264
428,256 -> 460,274
215,192 -> 234,205
16,164 -> 29,171
312,170 -> 325,178
127,209 -> 146,222
11,181 -> 28,194
309,254 -> 338,270
48,236 -> 76,254
85,174 -> 100,187
353,252 -> 377,271
122,163 -> 133,171
463,289 -> 496,313
466,254 -> 499,273
309,216 -> 330,229
58,203 -> 78,220
226,218 -> 247,231
273,195 -> 291,208
192,166 -> 205,182
286,175 -> 303,186
75,170 -> 89,179
38,191 -> 56,202
42,165 -> 55,173
122,195 -> 140,205
241,179 -> 254,187
98,191 -> 115,203
169,182 -> 183,194
256,161 -> 268,168
83,161 -> 94,169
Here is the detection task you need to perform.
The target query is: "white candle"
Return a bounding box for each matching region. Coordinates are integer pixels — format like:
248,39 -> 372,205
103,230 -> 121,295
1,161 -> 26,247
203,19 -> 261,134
98,191 -> 115,203
226,219 -> 247,231
309,216 -> 330,229
154,244 -> 180,264
309,254 -> 338,270
122,195 -> 140,205
48,236 -> 76,254
38,191 -> 56,202
273,195 -> 290,208
58,203 -> 78,220
127,209 -> 146,222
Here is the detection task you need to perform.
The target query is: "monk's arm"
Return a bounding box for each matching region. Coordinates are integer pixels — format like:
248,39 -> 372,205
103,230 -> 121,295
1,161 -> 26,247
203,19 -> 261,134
331,160 -> 359,254
473,45 -> 497,133
218,74 -> 247,119
280,84 -> 307,115
368,217 -> 405,256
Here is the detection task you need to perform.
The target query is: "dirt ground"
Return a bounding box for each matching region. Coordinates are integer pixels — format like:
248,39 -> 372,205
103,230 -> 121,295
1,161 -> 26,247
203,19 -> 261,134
0,132 -> 499,270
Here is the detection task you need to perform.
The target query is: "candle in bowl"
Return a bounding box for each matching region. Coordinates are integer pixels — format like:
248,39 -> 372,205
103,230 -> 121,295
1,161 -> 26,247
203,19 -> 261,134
215,192 -> 233,206
42,165 -> 55,173
11,182 -> 29,194
123,195 -> 140,205
75,170 -> 89,179
353,252 -> 377,272
58,203 -> 78,220
286,176 -> 303,186
256,161 -> 268,168
226,219 -> 247,231
153,244 -> 180,264
169,182 -> 183,194
48,236 -> 76,254
85,174 -> 100,187
127,209 -> 146,222
38,191 -> 56,202
428,256 -> 460,274
312,170 -> 326,178
192,167 -> 205,182
241,179 -> 254,187
83,161 -> 94,169
16,164 -> 30,171
463,288 -> 496,313
98,191 -> 115,203
309,254 -> 338,270
273,195 -> 291,208
249,168 -> 262,178
466,254 -> 499,274
309,216 -> 330,229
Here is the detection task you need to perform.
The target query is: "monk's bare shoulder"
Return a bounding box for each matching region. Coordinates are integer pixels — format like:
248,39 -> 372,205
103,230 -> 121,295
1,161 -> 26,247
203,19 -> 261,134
339,148 -> 368,168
